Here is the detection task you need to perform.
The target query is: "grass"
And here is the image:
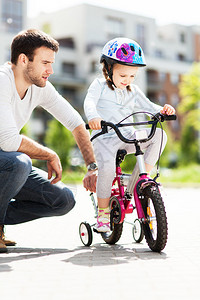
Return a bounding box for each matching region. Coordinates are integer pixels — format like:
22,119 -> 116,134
62,164 -> 200,187
159,164 -> 200,187
62,168 -> 86,184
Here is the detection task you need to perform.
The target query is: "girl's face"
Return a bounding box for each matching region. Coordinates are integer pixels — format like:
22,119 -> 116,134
112,63 -> 138,90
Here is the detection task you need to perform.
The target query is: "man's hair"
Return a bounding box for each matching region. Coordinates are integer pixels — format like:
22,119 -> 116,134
11,29 -> 59,65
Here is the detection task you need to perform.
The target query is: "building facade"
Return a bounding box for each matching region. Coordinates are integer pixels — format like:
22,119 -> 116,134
0,2 -> 198,140
0,0 -> 27,63
28,3 -> 200,139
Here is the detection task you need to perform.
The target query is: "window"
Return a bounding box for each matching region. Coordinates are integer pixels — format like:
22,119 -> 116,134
105,17 -> 123,39
171,94 -> 179,108
136,24 -> 146,51
2,0 -> 23,33
57,38 -> 75,49
62,63 -> 75,75
155,49 -> 163,58
180,32 -> 186,43
91,61 -> 97,73
170,73 -> 179,85
62,87 -> 76,103
177,53 -> 185,61
159,72 -> 166,82
158,92 -> 167,106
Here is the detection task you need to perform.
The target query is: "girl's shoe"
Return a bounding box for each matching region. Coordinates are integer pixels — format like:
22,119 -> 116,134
94,215 -> 110,233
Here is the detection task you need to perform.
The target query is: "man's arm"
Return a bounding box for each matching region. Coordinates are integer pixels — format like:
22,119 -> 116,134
72,124 -> 97,192
17,135 -> 62,184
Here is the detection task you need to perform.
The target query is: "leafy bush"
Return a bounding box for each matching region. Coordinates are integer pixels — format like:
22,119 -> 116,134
44,119 -> 75,169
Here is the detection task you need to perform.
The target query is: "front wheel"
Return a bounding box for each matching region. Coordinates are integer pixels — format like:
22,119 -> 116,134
141,186 -> 168,252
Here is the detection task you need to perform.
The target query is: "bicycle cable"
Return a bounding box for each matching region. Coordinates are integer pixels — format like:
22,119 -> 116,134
116,111 -> 164,180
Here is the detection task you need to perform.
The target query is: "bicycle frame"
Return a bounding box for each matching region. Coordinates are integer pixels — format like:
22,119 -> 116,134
110,147 -> 157,224
110,164 -> 133,223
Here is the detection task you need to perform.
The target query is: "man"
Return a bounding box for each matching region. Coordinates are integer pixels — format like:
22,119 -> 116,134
0,29 -> 97,253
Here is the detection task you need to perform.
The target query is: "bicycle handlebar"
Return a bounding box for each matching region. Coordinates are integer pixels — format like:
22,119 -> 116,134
86,113 -> 177,144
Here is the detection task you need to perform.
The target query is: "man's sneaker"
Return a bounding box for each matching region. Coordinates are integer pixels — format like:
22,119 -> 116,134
0,226 -> 7,253
94,215 -> 110,233
0,225 -> 16,247
0,240 -> 7,253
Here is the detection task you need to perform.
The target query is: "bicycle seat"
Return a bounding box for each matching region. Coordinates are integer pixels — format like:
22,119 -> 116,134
116,149 -> 127,166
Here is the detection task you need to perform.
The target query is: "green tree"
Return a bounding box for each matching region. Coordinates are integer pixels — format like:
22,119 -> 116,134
178,62 -> 200,163
44,119 -> 76,169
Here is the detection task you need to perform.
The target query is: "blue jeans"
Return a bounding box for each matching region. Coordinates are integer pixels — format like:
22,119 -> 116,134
0,151 -> 75,225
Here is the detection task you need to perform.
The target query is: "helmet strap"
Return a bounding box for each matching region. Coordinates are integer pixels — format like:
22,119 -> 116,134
106,64 -> 115,86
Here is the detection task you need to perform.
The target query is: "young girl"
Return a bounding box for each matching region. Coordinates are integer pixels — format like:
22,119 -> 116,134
84,37 -> 175,232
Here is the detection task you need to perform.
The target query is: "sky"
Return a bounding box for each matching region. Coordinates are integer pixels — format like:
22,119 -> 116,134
27,0 -> 200,27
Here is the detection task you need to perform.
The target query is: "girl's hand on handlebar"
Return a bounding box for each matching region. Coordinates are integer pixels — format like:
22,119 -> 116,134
160,104 -> 176,115
88,118 -> 103,130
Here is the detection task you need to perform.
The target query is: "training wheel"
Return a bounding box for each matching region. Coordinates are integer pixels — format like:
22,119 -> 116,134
132,219 -> 144,243
79,222 -> 93,246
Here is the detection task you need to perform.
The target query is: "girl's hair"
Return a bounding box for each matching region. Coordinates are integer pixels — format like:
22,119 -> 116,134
11,29 -> 59,65
102,61 -> 131,91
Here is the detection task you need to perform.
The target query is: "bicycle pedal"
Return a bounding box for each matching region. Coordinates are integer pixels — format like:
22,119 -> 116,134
93,228 -> 101,234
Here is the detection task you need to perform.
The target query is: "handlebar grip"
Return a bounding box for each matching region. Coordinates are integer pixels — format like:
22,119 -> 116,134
86,120 -> 106,130
161,114 -> 177,121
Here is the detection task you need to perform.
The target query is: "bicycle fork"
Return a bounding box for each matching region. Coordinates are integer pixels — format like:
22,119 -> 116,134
125,143 -> 156,221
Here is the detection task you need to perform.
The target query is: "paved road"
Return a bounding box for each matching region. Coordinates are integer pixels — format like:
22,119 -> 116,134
1,185 -> 200,299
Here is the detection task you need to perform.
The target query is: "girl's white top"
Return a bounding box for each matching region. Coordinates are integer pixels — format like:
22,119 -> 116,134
0,63 -> 83,151
84,78 -> 162,139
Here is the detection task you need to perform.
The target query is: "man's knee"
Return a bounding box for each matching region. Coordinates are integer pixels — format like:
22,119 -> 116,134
0,151 -> 32,180
15,153 -> 32,178
54,187 -> 76,216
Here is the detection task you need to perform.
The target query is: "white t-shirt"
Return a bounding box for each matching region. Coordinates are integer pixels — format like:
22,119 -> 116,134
84,78 -> 162,138
0,63 -> 84,151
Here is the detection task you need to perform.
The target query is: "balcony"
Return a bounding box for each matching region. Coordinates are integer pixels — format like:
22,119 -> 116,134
49,73 -> 86,88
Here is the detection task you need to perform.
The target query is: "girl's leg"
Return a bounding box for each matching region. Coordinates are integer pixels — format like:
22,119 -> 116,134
93,137 -> 123,232
125,128 -> 167,195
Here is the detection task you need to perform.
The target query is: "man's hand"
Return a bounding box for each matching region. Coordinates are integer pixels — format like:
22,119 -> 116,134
47,153 -> 63,184
83,170 -> 97,193
18,135 -> 63,184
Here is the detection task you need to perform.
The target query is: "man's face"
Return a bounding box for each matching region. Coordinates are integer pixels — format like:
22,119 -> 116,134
24,46 -> 55,87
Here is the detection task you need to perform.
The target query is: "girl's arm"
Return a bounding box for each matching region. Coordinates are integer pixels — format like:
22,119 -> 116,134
84,78 -> 102,122
133,85 -> 175,115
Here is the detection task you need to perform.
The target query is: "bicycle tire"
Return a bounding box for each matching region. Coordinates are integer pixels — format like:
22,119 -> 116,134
132,219 -> 144,243
79,222 -> 93,246
101,223 -> 123,245
141,186 -> 168,252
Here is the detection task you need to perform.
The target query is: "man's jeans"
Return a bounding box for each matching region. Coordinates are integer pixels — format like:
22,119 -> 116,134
0,151 -> 75,225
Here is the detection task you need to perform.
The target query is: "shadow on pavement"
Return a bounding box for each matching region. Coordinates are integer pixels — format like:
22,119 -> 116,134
0,247 -> 74,273
62,243 -> 167,267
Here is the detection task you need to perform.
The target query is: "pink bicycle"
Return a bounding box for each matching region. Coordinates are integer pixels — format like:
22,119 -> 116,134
79,112 -> 176,252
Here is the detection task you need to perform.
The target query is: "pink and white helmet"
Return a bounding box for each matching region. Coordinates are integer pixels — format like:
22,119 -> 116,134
100,37 -> 146,67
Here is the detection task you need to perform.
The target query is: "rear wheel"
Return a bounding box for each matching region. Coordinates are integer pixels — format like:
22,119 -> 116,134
101,196 -> 123,244
101,223 -> 123,244
141,186 -> 168,252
